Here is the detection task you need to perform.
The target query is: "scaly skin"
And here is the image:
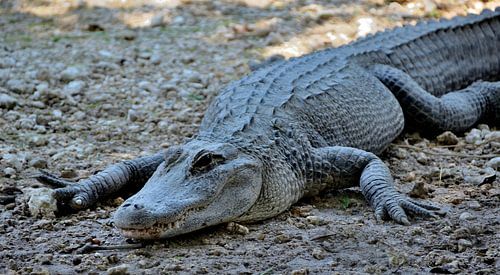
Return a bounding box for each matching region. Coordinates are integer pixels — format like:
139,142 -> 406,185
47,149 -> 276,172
37,9 -> 499,239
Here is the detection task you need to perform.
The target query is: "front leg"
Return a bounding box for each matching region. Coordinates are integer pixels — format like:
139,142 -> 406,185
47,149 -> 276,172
35,151 -> 166,210
313,146 -> 440,224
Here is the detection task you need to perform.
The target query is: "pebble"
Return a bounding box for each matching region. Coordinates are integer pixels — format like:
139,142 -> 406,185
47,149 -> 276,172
0,93 -> 18,109
2,153 -> 24,171
226,222 -> 250,235
311,247 -> 326,260
18,117 -> 36,130
106,264 -> 131,275
182,69 -> 203,83
63,80 -> 86,95
127,109 -> 140,122
465,129 -> 482,144
6,79 -> 27,93
457,239 -> 472,252
306,215 -> 325,225
35,82 -> 49,93
291,268 -> 309,275
436,131 -> 459,145
26,188 -> 57,218
458,212 -> 474,221
30,135 -> 48,146
29,158 -> 48,169
467,200 -> 481,209
52,109 -> 63,119
72,111 -> 86,120
483,131 -> 500,142
149,14 -> 165,27
409,181 -> 428,199
485,157 -> 500,170
416,152 -> 429,165
60,66 -> 87,81
138,81 -> 158,93
60,168 -> 78,179
3,167 -> 16,177
393,148 -> 408,159
150,52 -> 162,65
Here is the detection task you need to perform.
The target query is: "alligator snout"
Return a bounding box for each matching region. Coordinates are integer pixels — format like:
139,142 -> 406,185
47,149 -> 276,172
113,202 -> 157,229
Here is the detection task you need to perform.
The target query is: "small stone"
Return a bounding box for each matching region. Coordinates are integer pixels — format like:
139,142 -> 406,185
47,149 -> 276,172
483,131 -> 500,142
18,118 -> 36,130
226,222 -> 249,235
63,80 -> 86,95
150,52 -> 162,65
2,153 -> 24,171
306,215 -> 325,225
36,82 -> 49,93
26,188 -> 57,218
60,168 -> 78,179
404,171 -> 417,181
467,200 -> 481,209
60,66 -> 87,81
29,158 -> 48,169
274,234 -> 291,243
409,181 -> 428,199
465,129 -> 482,144
3,167 -> 16,177
182,69 -> 203,83
416,152 -> 429,165
457,239 -> 472,252
459,212 -> 474,221
106,264 -> 131,275
138,81 -> 158,93
291,268 -> 309,275
0,93 -> 18,109
52,109 -> 63,119
436,131 -> 459,145
127,109 -> 140,122
35,254 -> 53,265
393,148 -> 408,159
172,16 -> 185,25
98,50 -> 115,59
291,205 -> 314,217
311,247 -> 326,260
477,124 -> 489,131
486,157 -> 500,170
6,79 -> 26,93
73,111 -> 86,120
149,14 -> 165,27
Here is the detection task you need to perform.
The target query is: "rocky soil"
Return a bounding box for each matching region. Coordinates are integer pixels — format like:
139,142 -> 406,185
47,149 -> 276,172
0,0 -> 499,274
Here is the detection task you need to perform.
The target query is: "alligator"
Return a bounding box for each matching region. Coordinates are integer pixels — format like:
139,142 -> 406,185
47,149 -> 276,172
37,9 -> 499,239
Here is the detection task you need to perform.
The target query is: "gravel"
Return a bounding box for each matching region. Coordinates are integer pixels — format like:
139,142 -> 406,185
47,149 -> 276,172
0,0 -> 499,274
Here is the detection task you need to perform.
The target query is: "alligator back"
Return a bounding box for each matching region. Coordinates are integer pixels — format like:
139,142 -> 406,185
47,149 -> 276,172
354,8 -> 500,96
198,9 -> 499,154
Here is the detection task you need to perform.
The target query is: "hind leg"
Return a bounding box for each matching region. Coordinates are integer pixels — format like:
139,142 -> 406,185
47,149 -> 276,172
371,65 -> 499,133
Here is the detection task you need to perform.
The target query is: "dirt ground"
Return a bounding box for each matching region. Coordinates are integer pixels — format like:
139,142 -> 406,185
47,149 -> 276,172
0,0 -> 499,274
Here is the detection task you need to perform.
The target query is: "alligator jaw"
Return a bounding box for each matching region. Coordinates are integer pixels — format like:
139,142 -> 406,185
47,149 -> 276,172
116,206 -> 206,239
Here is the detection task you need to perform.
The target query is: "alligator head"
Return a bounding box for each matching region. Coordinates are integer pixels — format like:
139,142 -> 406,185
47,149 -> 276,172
113,140 -> 262,239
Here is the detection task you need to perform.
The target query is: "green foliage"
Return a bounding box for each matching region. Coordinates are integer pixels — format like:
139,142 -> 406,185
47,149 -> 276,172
340,195 -> 351,209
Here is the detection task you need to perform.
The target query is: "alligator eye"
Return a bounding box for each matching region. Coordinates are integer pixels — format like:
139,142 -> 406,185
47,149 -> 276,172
190,151 -> 225,174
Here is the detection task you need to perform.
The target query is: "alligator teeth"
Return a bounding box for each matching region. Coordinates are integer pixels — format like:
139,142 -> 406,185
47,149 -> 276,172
119,206 -> 205,237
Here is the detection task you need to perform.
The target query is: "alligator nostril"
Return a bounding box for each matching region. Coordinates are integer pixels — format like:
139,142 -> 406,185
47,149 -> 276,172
133,204 -> 144,210
122,203 -> 131,207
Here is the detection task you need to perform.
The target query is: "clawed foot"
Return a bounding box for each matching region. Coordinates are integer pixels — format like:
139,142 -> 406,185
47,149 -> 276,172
34,170 -> 93,210
373,192 -> 443,225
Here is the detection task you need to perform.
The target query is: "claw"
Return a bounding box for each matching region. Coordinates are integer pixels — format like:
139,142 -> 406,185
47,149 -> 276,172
399,216 -> 410,226
375,205 -> 388,222
408,198 -> 441,211
35,170 -> 75,188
